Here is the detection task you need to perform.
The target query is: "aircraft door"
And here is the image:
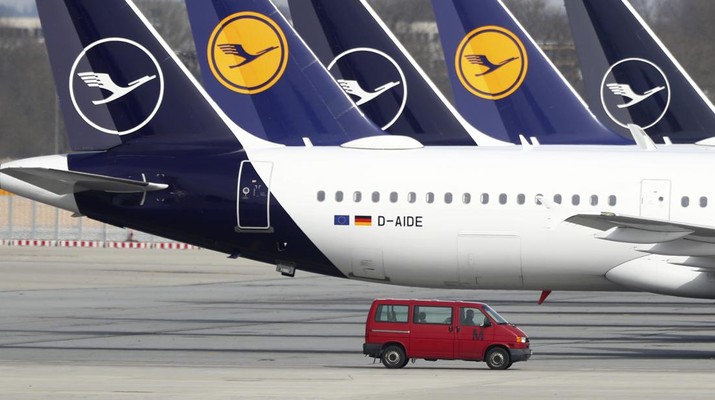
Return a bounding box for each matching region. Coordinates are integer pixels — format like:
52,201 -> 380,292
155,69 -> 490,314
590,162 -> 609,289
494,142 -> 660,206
237,161 -> 273,230
640,179 -> 671,220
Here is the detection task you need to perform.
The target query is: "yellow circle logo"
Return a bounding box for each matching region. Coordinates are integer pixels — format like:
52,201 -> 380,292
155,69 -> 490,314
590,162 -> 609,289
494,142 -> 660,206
207,12 -> 288,94
455,26 -> 528,100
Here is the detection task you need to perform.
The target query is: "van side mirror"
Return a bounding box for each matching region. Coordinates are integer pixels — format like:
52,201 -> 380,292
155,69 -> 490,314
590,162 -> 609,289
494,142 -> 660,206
482,319 -> 492,327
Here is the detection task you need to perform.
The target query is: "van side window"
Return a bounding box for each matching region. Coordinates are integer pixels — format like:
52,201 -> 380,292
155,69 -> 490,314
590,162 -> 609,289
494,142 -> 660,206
460,307 -> 487,326
414,306 -> 452,325
374,304 -> 408,323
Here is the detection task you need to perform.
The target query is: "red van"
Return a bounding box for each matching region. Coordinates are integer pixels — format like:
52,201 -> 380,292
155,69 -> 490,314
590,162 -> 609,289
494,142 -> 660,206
363,299 -> 531,369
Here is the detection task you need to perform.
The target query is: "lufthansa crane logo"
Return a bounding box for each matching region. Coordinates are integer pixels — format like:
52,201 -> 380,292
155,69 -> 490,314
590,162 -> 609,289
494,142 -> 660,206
600,58 -> 670,129
69,38 -> 164,136
327,48 -> 407,130
455,26 -> 528,100
207,12 -> 288,95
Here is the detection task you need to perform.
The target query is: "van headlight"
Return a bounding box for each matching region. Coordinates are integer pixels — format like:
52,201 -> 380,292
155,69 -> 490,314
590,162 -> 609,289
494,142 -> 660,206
516,336 -> 528,344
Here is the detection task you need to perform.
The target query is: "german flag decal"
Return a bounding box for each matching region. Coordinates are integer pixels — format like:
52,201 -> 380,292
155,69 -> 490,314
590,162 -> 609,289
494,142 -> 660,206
355,215 -> 372,226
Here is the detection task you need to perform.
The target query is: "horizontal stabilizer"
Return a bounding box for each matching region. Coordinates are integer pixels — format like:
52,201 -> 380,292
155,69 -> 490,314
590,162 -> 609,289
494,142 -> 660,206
596,226 -> 691,244
341,136 -> 423,150
567,213 -> 715,239
568,212 -> 715,258
627,124 -> 657,150
0,168 -> 168,195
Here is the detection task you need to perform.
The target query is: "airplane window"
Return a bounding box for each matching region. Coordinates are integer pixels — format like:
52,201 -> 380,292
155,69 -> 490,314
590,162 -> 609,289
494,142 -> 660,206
372,191 -> 380,203
353,191 -> 362,203
590,195 -> 598,206
317,191 -> 325,202
517,193 -> 525,205
463,193 -> 471,204
609,195 -> 617,206
553,194 -> 562,204
426,192 -> 435,204
681,196 -> 689,207
408,192 -> 416,203
444,193 -> 453,204
335,191 -> 344,202
572,195 -> 580,206
700,197 -> 708,208
535,194 -> 543,205
480,193 -> 489,204
390,192 -> 398,203
499,193 -> 507,205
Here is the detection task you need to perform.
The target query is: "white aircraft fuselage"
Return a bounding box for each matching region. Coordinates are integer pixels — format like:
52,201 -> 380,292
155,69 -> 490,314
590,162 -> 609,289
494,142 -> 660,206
255,143 -> 715,296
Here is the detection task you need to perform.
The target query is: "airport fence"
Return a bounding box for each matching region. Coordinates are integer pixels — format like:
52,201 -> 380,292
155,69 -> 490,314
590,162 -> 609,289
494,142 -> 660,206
0,190 -> 194,248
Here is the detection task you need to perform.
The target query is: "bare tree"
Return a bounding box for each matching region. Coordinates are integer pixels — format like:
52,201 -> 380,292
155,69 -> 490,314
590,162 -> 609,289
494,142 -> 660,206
135,0 -> 199,78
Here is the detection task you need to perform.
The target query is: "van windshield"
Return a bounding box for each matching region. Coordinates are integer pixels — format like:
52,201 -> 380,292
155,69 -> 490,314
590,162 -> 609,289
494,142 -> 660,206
483,305 -> 509,325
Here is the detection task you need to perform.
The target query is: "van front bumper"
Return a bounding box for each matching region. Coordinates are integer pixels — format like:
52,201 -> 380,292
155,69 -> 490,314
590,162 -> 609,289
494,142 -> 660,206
509,348 -> 532,363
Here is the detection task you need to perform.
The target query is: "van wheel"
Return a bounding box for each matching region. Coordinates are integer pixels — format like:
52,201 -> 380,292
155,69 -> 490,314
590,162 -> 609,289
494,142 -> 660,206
381,345 -> 407,369
485,347 -> 510,370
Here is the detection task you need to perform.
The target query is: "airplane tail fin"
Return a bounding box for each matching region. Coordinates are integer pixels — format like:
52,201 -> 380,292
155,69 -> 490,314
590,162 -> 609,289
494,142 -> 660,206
565,0 -> 715,143
287,0 -> 505,146
185,0 -> 383,146
37,0 -> 272,152
430,0 -> 632,144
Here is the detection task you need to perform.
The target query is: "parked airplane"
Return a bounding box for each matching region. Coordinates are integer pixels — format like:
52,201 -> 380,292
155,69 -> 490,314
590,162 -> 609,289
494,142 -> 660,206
3,0 -> 715,302
565,0 -> 715,144
431,0 -> 631,144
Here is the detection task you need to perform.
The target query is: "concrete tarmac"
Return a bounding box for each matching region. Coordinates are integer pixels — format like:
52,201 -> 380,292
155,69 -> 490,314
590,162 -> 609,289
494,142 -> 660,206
1,247 -> 715,399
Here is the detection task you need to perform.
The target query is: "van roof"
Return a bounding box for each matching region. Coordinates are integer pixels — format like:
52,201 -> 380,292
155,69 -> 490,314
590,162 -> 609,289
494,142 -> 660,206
371,299 -> 488,307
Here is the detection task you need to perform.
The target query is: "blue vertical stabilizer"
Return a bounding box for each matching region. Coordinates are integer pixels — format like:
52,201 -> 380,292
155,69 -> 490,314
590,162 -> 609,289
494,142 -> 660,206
37,0 -> 245,151
431,0 -> 631,144
566,0 -> 715,143
185,0 -> 384,146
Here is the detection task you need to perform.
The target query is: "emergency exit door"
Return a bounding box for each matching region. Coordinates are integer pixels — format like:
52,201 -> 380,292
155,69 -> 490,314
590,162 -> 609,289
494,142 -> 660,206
640,179 -> 671,220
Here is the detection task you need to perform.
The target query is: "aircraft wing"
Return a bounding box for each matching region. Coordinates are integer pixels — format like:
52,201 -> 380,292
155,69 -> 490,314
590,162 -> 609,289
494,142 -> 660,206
567,213 -> 715,263
0,167 -> 168,195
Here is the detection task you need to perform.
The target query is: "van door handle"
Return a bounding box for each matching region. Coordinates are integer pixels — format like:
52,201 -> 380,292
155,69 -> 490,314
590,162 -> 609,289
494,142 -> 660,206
448,326 -> 454,332
456,326 -> 460,333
